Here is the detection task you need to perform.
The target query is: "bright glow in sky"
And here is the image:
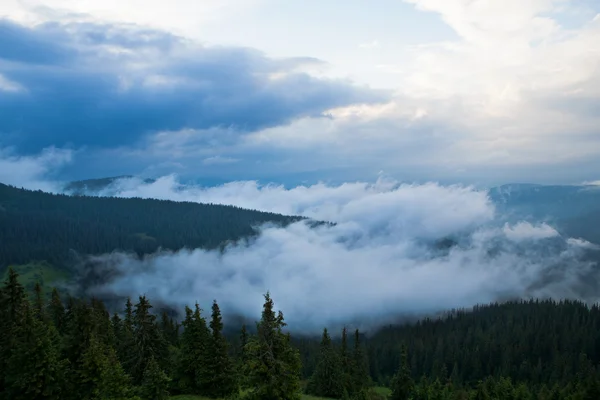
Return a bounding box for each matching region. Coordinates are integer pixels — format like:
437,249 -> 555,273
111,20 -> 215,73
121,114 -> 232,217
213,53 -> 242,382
1,0 -> 600,185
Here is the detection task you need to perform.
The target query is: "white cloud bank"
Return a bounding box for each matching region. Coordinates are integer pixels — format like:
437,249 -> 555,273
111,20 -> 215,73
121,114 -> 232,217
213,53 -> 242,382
87,176 -> 599,332
0,147 -> 72,192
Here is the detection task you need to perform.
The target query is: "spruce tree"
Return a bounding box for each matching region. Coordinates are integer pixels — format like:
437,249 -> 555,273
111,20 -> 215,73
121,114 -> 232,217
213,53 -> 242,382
390,344 -> 414,400
176,304 -> 210,394
237,323 -> 249,388
351,329 -> 371,394
141,356 -> 171,400
307,328 -> 344,398
117,298 -> 136,375
4,302 -> 66,400
0,268 -> 27,395
131,295 -> 168,385
49,288 -> 65,334
77,334 -> 137,400
205,300 -> 237,398
243,292 -> 302,400
33,281 -> 47,321
340,326 -> 353,393
240,323 -> 249,361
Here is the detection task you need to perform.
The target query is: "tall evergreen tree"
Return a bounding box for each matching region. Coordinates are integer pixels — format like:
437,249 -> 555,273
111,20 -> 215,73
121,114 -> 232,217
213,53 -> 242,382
340,326 -> 353,393
307,328 -> 344,398
205,300 -> 237,398
176,304 -> 210,394
141,356 -> 170,400
390,344 -> 414,400
4,302 -> 66,400
76,334 -> 137,400
33,282 -> 47,321
243,292 -> 302,400
49,288 -> 65,334
130,295 -> 168,385
351,329 -> 371,394
0,268 -> 27,395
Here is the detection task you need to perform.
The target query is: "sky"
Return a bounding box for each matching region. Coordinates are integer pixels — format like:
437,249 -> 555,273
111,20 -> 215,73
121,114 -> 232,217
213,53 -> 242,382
1,0 -> 600,186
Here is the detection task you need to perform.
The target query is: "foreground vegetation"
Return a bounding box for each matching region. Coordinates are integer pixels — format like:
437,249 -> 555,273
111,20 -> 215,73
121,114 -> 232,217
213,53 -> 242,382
2,268 -> 600,399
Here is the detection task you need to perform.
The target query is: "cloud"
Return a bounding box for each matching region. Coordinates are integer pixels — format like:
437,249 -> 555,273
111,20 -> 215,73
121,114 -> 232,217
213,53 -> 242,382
83,176 -> 599,331
0,74 -> 25,92
0,19 -> 387,153
358,40 -> 381,49
0,147 -> 72,191
202,156 -> 240,166
503,222 -> 559,241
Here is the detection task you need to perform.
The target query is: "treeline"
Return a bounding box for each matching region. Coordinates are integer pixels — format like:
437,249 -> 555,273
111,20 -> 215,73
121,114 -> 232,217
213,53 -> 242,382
3,269 -> 600,399
0,183 -> 302,268
363,300 -> 600,388
0,268 -> 312,399
294,300 -> 600,399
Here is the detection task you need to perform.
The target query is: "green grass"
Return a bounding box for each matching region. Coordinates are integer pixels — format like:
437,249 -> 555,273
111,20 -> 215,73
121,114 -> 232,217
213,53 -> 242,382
169,396 -> 334,400
2,261 -> 70,296
373,386 -> 391,397
169,387 -> 390,400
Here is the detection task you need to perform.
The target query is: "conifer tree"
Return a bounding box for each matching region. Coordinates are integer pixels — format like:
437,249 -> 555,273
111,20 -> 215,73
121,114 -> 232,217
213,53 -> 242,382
33,281 -> 47,321
176,304 -> 210,394
76,334 -> 138,400
240,323 -> 249,360
4,302 -> 66,400
141,356 -> 171,400
131,295 -> 168,384
307,328 -> 344,398
0,268 -> 27,395
160,310 -> 178,346
390,344 -> 414,400
351,329 -> 371,394
243,292 -> 302,400
117,298 -> 136,375
340,326 -> 353,393
49,288 -> 65,333
205,300 -> 237,398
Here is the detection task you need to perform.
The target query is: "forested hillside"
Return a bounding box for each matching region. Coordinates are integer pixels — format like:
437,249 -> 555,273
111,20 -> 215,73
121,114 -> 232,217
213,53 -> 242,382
2,269 -> 600,399
0,183 -> 303,269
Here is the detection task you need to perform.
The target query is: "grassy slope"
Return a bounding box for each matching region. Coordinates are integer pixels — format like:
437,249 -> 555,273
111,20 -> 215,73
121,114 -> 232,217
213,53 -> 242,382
2,261 -> 69,295
170,387 -> 391,400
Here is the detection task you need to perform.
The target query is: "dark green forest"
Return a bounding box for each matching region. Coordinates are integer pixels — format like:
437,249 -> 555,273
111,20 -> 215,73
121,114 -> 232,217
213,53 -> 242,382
2,269 -> 600,400
0,183 -> 302,269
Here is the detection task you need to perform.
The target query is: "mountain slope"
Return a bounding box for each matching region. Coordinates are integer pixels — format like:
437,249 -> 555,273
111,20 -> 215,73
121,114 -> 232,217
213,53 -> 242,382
488,183 -> 600,243
0,183 -> 303,269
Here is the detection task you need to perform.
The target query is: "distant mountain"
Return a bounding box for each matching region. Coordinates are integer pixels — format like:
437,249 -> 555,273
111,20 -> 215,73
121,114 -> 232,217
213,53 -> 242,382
0,183 -> 304,270
489,183 -> 600,243
64,176 -> 156,195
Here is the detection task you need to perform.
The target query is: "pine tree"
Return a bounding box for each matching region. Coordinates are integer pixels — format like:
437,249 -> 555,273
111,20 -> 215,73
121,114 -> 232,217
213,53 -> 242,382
0,268 -> 27,395
33,281 -> 47,321
77,334 -> 137,400
176,304 -> 210,394
237,323 -> 249,388
160,310 -> 178,346
351,329 -> 371,394
204,300 -> 237,398
390,344 -> 414,400
49,288 -> 65,333
117,298 -> 136,375
141,356 -> 171,400
4,302 -> 66,400
243,292 -> 302,400
307,328 -> 344,398
340,326 -> 353,393
130,295 -> 169,384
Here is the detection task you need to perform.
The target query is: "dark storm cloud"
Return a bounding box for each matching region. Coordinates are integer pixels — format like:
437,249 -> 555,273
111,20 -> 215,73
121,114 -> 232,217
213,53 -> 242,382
0,19 -> 388,152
